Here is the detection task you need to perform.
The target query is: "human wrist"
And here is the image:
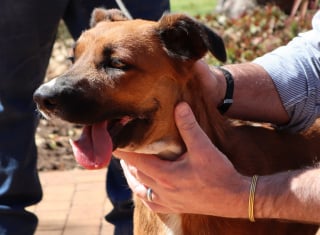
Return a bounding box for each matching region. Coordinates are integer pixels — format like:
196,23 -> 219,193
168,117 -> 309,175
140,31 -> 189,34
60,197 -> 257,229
218,173 -> 252,219
210,66 -> 227,108
215,67 -> 234,114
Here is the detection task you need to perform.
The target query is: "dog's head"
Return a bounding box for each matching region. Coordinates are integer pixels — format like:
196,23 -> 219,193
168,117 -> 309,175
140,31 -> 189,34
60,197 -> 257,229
33,8 -> 226,169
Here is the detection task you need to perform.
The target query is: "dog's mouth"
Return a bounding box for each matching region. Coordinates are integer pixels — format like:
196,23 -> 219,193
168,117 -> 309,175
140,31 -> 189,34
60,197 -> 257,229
107,116 -> 134,146
69,115 -> 149,169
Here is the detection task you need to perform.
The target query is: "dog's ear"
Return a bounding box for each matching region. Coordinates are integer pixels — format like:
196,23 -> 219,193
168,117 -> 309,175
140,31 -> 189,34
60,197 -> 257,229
90,8 -> 128,28
157,14 -> 226,62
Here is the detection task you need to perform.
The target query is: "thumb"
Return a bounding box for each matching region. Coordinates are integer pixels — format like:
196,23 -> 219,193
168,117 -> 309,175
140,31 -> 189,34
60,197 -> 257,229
175,102 -> 211,152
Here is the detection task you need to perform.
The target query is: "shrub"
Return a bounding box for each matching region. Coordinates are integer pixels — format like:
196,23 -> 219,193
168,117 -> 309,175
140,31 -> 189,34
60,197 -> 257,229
198,5 -> 315,64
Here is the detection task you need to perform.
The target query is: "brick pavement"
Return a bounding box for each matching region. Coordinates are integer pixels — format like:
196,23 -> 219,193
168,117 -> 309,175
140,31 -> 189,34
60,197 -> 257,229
27,169 -> 115,235
27,168 -> 320,235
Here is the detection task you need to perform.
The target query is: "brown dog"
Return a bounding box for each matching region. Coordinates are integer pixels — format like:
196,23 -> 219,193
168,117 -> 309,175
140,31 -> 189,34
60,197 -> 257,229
33,8 -> 320,235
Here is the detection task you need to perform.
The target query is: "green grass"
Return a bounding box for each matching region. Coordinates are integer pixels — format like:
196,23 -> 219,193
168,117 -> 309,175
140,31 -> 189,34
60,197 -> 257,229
170,0 -> 217,16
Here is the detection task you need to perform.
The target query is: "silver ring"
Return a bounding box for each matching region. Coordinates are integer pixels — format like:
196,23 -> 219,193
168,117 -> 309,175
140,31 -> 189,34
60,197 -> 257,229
146,187 -> 153,202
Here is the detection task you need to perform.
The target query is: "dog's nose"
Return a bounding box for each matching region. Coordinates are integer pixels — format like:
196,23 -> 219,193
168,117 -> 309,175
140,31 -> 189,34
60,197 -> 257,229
33,84 -> 59,112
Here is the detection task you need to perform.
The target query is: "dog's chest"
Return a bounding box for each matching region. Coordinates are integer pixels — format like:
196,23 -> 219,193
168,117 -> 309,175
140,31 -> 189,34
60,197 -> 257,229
135,198 -> 183,235
159,214 -> 183,235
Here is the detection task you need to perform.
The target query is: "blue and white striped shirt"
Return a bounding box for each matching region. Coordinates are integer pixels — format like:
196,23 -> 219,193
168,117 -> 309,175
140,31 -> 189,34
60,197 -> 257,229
254,11 -> 320,132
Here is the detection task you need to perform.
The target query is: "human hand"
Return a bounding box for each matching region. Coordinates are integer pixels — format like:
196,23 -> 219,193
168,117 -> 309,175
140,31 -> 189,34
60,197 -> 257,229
115,102 -> 250,217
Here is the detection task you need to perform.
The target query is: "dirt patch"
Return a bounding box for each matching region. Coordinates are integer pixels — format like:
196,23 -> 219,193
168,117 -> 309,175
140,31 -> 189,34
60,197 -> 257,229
36,118 -> 83,171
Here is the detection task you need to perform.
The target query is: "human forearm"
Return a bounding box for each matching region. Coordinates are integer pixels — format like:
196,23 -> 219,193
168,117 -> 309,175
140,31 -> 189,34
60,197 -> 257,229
254,168 -> 320,223
207,165 -> 320,223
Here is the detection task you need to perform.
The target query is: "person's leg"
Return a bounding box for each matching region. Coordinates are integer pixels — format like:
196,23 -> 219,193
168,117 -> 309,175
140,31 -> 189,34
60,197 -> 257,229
63,0 -> 97,39
0,1 -> 69,234
105,158 -> 134,235
102,0 -> 170,20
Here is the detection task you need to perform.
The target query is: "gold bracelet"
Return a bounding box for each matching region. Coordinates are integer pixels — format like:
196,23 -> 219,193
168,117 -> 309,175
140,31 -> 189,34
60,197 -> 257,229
248,175 -> 258,222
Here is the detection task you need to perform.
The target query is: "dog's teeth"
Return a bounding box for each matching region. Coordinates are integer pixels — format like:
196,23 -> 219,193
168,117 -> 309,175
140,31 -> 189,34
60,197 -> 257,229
120,116 -> 133,126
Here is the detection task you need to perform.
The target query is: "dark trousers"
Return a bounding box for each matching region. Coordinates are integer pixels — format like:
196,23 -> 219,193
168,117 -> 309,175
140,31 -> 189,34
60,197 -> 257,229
0,0 -> 169,234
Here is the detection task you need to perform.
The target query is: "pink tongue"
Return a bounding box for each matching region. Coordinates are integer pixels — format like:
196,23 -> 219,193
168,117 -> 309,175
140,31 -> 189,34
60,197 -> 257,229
69,121 -> 113,169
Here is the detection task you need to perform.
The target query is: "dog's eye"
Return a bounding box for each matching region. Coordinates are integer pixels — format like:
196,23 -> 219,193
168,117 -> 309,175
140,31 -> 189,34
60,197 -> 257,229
101,56 -> 130,72
109,58 -> 128,70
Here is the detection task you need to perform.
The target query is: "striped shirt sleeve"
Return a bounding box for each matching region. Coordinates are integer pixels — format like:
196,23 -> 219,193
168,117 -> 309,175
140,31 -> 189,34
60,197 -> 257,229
253,11 -> 320,133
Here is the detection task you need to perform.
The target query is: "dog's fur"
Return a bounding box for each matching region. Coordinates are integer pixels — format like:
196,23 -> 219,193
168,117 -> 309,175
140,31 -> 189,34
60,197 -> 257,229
34,8 -> 320,235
